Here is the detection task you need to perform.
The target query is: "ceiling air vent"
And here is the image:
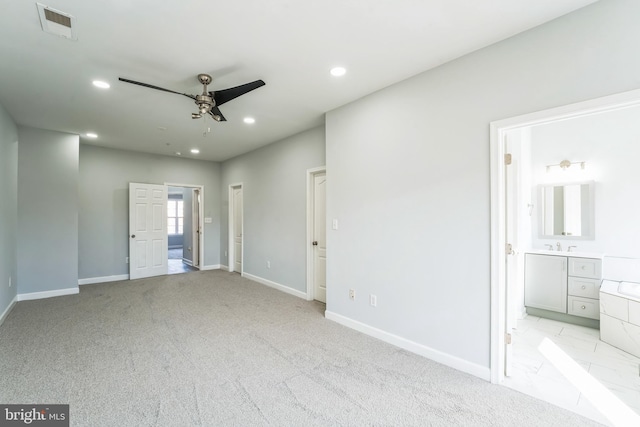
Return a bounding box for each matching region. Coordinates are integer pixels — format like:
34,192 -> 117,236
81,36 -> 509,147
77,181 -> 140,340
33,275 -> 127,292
36,3 -> 77,40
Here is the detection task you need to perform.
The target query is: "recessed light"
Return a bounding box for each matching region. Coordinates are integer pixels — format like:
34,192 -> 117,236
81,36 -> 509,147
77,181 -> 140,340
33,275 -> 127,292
243,117 -> 255,124
175,151 -> 181,156
330,67 -> 346,77
190,148 -> 200,154
86,132 -> 98,138
92,80 -> 110,89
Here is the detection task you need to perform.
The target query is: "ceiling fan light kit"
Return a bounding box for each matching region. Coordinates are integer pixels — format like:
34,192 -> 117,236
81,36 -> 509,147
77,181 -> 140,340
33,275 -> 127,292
118,73 -> 265,123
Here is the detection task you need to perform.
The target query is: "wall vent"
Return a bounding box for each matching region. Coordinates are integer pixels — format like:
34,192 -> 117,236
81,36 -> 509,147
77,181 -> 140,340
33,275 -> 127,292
36,3 -> 77,40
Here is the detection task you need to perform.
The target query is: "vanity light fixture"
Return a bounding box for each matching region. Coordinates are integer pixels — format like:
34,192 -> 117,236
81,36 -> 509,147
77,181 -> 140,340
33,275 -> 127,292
546,159 -> 586,172
190,148 -> 200,154
86,132 -> 98,138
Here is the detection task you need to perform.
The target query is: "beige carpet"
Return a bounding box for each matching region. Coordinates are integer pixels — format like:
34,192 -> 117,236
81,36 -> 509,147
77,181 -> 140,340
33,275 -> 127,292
0,271 -> 601,426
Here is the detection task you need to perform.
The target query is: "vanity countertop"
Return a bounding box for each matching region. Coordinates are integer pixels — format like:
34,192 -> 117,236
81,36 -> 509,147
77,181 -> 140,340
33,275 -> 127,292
526,249 -> 603,259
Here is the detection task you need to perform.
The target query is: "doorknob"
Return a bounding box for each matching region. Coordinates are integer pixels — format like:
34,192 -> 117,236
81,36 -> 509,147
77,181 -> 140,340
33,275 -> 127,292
131,234 -> 135,238
312,241 -> 318,246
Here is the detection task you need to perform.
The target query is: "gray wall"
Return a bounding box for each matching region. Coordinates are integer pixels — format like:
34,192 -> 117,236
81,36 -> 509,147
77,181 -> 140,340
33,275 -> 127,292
17,127 -> 79,294
325,0 -> 640,368
221,126 -> 325,292
78,145 -> 221,279
0,103 -> 18,316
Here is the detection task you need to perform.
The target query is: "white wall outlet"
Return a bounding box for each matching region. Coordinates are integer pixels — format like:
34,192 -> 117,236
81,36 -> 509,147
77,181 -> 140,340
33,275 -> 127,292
8,276 -> 11,288
370,294 -> 377,307
224,250 -> 228,257
349,289 -> 355,300
125,257 -> 129,264
267,261 -> 271,268
332,219 -> 339,230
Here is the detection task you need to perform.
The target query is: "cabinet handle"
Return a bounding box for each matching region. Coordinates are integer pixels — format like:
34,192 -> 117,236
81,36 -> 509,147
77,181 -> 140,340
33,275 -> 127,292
581,285 -> 586,290
581,305 -> 586,310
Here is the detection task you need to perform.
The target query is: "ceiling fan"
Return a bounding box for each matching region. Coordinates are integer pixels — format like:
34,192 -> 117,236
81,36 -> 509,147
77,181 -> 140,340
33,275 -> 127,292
118,74 -> 265,121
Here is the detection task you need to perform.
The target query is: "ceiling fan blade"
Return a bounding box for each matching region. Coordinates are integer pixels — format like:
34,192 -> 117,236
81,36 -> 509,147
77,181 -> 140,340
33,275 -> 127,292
118,78 -> 196,100
209,106 -> 227,122
211,80 -> 265,106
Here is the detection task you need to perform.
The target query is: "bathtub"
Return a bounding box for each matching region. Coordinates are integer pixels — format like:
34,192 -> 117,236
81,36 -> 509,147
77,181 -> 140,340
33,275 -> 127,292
600,280 -> 640,358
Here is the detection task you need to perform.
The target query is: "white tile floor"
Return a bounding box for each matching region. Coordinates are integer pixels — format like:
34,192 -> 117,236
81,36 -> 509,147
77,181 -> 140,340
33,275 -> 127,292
504,315 -> 640,426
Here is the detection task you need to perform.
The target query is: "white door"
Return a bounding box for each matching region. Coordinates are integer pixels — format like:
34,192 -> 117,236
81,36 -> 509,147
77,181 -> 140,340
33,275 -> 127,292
129,183 -> 168,279
192,188 -> 200,268
313,173 -> 327,303
233,187 -> 243,273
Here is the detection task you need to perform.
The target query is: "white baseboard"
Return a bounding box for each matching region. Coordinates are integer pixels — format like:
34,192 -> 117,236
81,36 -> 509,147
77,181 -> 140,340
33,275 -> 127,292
220,265 -> 229,272
0,295 -> 17,326
242,272 -> 307,300
78,274 -> 129,285
182,258 -> 194,266
17,287 -> 79,301
200,264 -> 221,271
325,311 -> 491,381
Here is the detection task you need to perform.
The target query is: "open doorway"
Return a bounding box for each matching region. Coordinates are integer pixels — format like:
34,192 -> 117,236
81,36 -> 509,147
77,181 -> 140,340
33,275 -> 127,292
490,89 -> 640,424
228,184 -> 243,274
167,184 -> 204,275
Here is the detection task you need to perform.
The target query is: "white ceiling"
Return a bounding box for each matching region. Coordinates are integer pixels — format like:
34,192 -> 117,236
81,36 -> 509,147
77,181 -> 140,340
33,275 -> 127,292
0,0 -> 598,162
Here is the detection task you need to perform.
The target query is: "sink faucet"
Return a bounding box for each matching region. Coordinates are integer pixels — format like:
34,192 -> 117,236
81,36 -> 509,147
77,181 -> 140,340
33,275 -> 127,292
556,242 -> 562,251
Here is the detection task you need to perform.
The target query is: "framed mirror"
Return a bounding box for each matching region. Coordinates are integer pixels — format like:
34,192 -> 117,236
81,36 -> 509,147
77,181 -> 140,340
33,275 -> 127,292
538,181 -> 595,239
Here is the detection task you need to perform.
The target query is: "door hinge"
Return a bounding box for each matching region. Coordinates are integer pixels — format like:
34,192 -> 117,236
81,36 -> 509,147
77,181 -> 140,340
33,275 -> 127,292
505,333 -> 512,345
504,153 -> 512,165
506,243 -> 514,255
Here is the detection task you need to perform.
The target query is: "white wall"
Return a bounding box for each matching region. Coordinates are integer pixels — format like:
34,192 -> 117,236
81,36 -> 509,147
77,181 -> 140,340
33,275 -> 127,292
17,126 -> 79,295
78,145 -> 221,280
325,0 -> 640,371
220,126 -> 325,293
0,103 -> 18,319
530,104 -> 640,258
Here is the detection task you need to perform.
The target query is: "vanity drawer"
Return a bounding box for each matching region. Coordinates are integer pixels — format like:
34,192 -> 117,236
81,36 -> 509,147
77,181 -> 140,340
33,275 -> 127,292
568,277 -> 600,299
568,296 -> 600,320
568,257 -> 602,279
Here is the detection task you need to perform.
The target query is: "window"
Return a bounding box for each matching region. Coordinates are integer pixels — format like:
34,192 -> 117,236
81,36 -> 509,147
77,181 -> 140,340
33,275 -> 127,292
167,199 -> 184,235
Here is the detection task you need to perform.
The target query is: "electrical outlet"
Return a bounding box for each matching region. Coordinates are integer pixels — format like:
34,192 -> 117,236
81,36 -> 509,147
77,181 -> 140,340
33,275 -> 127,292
370,294 -> 377,307
8,276 -> 11,288
225,250 -> 228,257
267,261 -> 271,269
125,257 -> 129,264
349,289 -> 355,300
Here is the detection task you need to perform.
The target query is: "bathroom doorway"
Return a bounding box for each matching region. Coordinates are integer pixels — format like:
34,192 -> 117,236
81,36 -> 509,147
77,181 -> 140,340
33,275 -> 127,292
490,89 -> 640,423
166,184 -> 204,275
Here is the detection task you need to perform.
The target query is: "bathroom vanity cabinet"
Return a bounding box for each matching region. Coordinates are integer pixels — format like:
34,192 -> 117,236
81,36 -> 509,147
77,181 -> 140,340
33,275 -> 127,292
525,253 -> 602,320
524,254 -> 567,313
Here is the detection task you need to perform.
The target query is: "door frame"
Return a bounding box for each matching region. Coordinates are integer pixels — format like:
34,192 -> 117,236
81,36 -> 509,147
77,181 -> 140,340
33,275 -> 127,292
165,182 -> 205,270
489,88 -> 640,384
192,188 -> 201,268
306,166 -> 326,301
228,183 -> 243,273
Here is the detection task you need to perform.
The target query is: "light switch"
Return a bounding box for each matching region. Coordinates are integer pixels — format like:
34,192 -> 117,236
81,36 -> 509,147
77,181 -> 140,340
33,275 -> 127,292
332,219 -> 338,230
204,217 -> 212,223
